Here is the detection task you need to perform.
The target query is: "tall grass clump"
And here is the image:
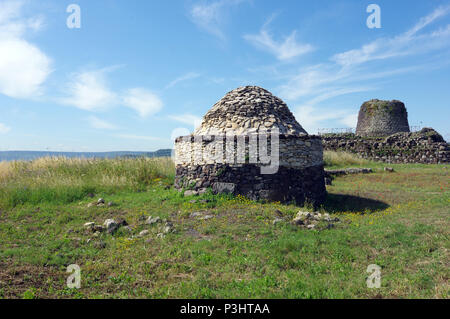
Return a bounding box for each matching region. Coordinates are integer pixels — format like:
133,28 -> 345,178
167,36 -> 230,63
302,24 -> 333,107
0,156 -> 175,208
323,151 -> 370,168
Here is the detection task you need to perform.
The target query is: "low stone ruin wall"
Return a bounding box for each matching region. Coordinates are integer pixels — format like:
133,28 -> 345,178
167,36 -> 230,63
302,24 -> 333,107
174,163 -> 326,206
321,128 -> 449,164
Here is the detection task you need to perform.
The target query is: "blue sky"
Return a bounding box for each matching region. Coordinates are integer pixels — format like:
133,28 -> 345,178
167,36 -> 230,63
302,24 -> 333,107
0,0 -> 449,151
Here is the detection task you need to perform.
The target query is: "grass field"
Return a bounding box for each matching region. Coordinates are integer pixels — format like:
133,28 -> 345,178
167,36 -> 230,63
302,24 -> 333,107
0,153 -> 448,298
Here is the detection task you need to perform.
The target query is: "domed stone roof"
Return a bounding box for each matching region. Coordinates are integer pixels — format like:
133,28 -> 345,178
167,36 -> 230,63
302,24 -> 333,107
194,86 -> 308,135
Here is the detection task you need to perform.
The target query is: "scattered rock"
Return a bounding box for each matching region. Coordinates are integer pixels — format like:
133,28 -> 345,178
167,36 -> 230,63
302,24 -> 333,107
293,219 -> 305,226
97,198 -> 105,204
162,222 -> 175,234
293,211 -> 312,222
156,233 -> 165,239
274,209 -> 283,217
190,212 -> 203,218
199,215 -> 213,220
384,167 -> 395,172
198,188 -> 208,195
138,230 -> 149,237
116,218 -> 128,227
83,222 -> 95,228
103,219 -> 118,234
107,201 -> 115,207
146,216 -> 161,225
87,203 -> 94,208
184,190 -> 198,197
92,225 -> 104,232
138,214 -> 147,221
292,210 -> 340,230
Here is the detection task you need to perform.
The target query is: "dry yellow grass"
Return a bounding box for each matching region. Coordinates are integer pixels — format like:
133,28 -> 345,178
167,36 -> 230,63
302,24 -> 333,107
0,156 -> 176,207
323,150 -> 370,167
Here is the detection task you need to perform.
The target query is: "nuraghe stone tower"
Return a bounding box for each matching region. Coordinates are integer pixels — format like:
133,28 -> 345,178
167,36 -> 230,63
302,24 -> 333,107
174,86 -> 326,206
356,99 -> 410,137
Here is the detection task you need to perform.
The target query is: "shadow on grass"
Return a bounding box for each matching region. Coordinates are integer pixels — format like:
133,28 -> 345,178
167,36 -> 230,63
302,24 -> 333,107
323,193 -> 389,214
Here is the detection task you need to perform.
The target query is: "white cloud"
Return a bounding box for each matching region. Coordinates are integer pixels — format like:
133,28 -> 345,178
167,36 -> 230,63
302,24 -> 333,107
339,113 -> 358,128
122,88 -> 163,118
61,69 -> 117,111
244,16 -> 314,61
0,0 -> 51,99
294,105 -> 357,134
279,64 -> 349,100
277,5 -> 450,134
87,116 -> 118,130
332,5 -> 450,66
189,0 -> 244,39
0,123 -> 11,134
165,72 -> 200,89
168,113 -> 202,129
60,68 -> 164,118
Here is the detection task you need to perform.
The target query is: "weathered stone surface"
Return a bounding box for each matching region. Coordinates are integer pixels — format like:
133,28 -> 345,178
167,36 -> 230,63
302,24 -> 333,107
175,163 -> 326,207
356,99 -> 410,137
184,190 -> 198,197
212,182 -> 236,194
194,86 -> 307,136
292,210 -> 340,230
138,230 -> 149,237
146,216 -> 161,225
103,219 -> 118,234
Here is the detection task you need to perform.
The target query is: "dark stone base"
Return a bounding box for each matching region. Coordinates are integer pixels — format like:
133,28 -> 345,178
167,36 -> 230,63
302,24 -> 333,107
174,164 -> 326,207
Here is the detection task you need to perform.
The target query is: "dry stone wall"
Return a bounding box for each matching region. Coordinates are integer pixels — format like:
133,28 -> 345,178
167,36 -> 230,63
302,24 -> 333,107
356,99 -> 410,137
174,134 -> 323,169
322,128 -> 449,164
174,164 -> 326,205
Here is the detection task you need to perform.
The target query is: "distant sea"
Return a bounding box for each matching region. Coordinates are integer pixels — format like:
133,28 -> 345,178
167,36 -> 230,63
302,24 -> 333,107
0,149 -> 173,162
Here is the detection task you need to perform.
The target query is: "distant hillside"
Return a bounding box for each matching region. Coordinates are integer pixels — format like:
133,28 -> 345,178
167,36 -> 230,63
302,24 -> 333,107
0,149 -> 173,162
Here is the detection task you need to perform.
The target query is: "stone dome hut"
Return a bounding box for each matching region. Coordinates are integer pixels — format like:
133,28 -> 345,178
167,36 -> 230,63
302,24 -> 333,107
174,86 -> 326,206
356,99 -> 410,137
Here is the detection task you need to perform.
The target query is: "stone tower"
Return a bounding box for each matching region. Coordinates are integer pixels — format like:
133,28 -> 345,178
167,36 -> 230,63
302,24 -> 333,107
356,99 -> 410,137
173,86 -> 326,206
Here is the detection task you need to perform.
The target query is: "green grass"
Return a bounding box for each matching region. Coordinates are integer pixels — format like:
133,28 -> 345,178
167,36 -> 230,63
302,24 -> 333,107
0,154 -> 448,298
